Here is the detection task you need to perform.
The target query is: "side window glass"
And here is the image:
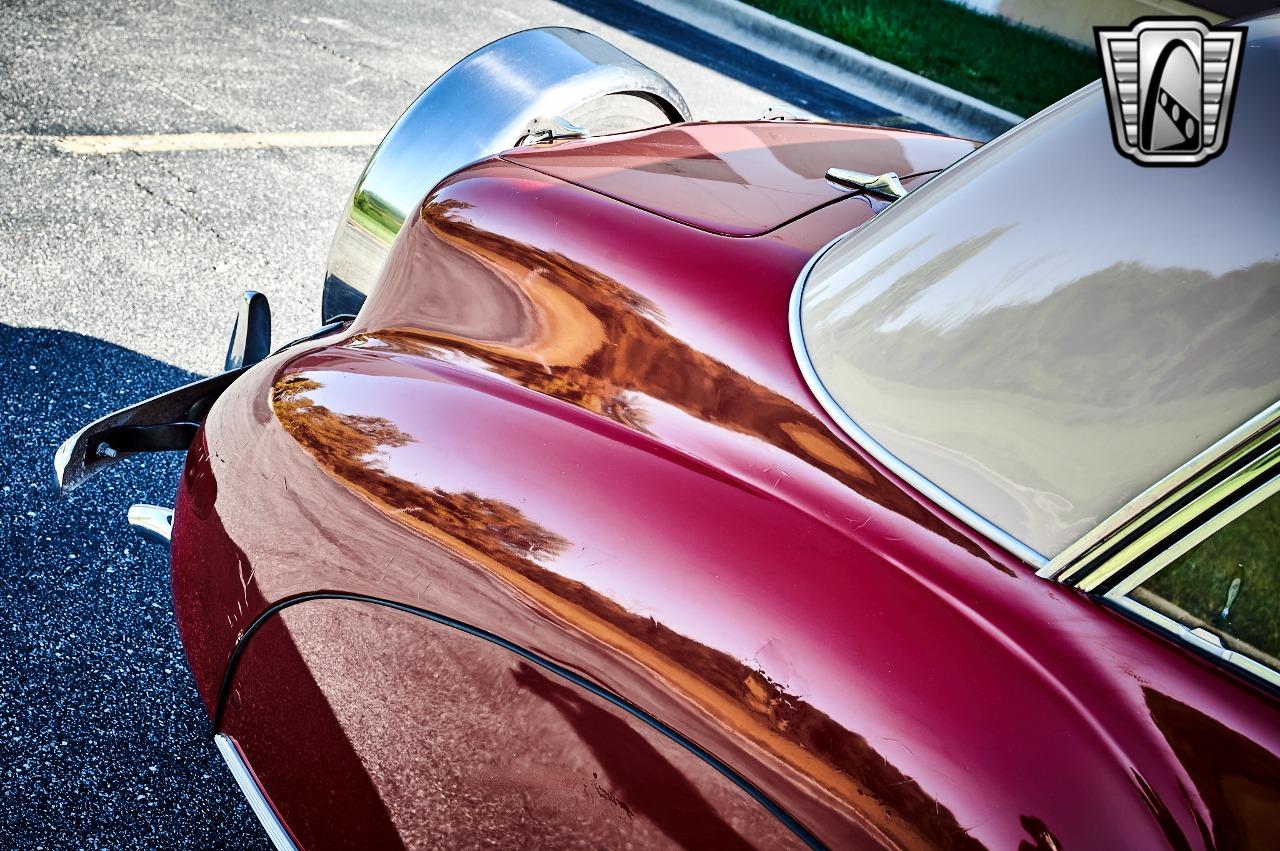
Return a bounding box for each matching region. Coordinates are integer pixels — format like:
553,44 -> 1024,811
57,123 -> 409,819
1128,489 -> 1280,676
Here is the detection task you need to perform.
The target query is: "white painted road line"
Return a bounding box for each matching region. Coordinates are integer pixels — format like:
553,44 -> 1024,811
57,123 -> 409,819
0,130 -> 384,154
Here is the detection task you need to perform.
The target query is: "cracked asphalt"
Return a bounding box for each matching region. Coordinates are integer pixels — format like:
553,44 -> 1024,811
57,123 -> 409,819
0,0 -> 912,846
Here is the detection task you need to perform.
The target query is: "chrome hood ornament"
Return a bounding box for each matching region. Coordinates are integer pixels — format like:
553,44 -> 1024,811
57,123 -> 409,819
825,167 -> 908,200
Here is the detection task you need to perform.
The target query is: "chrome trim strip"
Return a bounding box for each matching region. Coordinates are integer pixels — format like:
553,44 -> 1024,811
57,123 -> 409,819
1039,394 -> 1280,580
126,504 -> 173,546
1077,441 -> 1280,593
788,236 -> 1048,568
1108,596 -> 1280,690
214,734 -> 299,851
1104,470 -> 1279,598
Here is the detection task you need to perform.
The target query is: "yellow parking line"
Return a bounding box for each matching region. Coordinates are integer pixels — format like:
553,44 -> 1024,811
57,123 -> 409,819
0,130 -> 384,154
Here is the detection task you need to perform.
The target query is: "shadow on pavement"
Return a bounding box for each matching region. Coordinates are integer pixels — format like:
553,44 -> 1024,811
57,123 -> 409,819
0,323 -> 267,848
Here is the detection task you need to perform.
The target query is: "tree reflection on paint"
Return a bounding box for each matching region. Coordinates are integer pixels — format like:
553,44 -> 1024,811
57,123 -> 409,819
272,373 -> 570,564
270,364 -> 987,849
360,194 -> 1002,572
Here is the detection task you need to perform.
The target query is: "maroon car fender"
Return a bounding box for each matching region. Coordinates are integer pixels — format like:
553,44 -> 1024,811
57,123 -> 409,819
172,125 -> 1280,849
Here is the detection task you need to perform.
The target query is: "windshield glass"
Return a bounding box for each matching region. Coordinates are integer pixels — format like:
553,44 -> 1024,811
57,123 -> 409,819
795,18 -> 1279,560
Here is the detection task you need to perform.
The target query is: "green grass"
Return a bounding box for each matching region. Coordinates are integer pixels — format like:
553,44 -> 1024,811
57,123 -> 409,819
741,0 -> 1098,117
1141,492 -> 1280,666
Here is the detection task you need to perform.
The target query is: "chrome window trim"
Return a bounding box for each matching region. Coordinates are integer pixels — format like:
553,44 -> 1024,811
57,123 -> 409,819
789,235 -> 1049,568
1104,469 -> 1280,598
215,733 -> 299,851
1040,400 -> 1280,585
1108,596 -> 1280,690
1043,412 -> 1280,690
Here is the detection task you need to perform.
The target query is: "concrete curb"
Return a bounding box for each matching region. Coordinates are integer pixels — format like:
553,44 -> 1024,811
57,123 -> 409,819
636,0 -> 1024,140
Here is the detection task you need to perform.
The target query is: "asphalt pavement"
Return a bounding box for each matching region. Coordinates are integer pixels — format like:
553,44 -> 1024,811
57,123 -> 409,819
0,0 -> 917,846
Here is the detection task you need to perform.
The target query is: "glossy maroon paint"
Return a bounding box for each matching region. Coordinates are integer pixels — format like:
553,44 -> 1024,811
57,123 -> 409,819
500,121 -> 975,236
171,121 -> 1280,849
224,598 -> 810,849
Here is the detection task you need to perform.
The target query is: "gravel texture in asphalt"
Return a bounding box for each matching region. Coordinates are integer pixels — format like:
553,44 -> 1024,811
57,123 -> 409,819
0,0 -> 915,846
